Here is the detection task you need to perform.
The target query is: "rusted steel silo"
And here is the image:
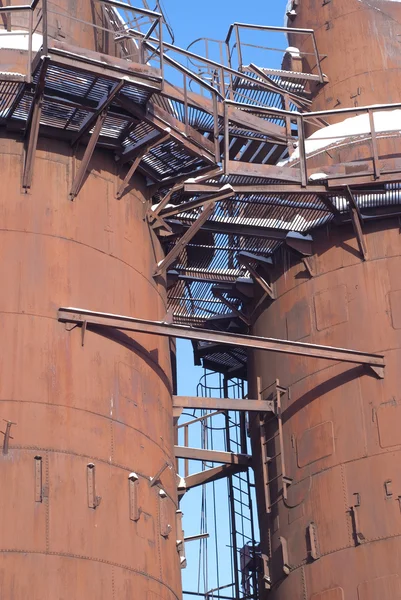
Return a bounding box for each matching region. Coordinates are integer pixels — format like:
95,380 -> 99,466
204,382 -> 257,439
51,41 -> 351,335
250,1 -> 401,599
0,2 -> 181,598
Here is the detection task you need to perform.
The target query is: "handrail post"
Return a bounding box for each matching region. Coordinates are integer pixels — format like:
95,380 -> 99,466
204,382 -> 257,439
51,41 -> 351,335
42,0 -> 48,55
368,108 -> 381,179
183,72 -> 189,136
235,24 -> 243,71
297,116 -> 308,187
27,9 -> 33,84
224,101 -> 229,175
159,15 -> 164,90
213,92 -> 221,164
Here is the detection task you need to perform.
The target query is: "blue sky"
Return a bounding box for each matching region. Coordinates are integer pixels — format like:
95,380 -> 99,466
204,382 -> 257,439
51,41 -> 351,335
158,1 -> 288,596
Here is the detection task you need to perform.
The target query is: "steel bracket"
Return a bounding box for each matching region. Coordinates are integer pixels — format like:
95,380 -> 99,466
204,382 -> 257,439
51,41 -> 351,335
176,510 -> 187,568
345,186 -> 369,261
238,251 -> 276,300
280,536 -> 291,575
149,461 -> 173,488
128,472 -> 140,521
116,130 -> 171,200
154,202 -> 216,278
308,521 -> 321,560
1,420 -> 16,455
69,109 -> 109,200
212,288 -> 250,326
22,58 -> 49,190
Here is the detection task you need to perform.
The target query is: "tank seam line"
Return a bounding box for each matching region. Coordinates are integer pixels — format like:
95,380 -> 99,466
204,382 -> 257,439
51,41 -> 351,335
283,447 -> 401,491
0,397 -> 175,453
8,445 -> 178,507
0,311 -> 173,394
0,549 -> 180,599
0,228 -> 167,309
274,251 -> 401,303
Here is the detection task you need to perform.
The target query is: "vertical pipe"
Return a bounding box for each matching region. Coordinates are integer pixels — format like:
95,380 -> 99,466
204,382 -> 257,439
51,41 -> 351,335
235,25 -> 243,72
368,108 -> 381,179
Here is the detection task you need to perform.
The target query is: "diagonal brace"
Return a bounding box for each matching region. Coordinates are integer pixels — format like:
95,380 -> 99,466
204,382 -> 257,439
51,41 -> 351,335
71,80 -> 125,147
69,109 -> 108,200
154,201 -> 215,277
212,288 -> 250,326
345,186 -> 368,261
184,464 -> 249,491
116,131 -> 170,199
238,252 -> 276,300
22,58 -> 48,190
158,184 -> 234,219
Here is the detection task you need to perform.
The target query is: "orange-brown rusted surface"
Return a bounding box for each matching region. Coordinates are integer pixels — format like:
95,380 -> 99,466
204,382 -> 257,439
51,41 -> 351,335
288,0 -> 401,115
250,220 -> 401,599
0,133 -> 181,598
0,0 -> 139,75
250,1 -> 401,598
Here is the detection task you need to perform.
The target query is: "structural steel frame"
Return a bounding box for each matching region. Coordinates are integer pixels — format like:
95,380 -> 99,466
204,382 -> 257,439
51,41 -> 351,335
58,308 -> 385,376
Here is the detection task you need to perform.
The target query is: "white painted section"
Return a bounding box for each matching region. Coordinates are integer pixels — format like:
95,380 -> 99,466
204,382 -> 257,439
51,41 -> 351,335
0,30 -> 42,52
280,108 -> 401,165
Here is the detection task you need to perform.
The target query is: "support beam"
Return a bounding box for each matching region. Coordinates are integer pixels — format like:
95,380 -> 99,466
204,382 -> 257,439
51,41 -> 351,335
117,95 -> 216,163
184,464 -> 249,491
171,219 -> 294,240
238,252 -> 276,300
227,159 -> 302,183
174,446 -> 252,466
183,183 -> 329,195
71,80 -> 125,147
212,289 -> 250,326
226,105 -> 288,143
120,129 -> 168,164
154,202 -> 215,277
345,186 -> 369,261
158,184 -> 234,219
69,109 -> 108,200
116,131 -> 170,200
22,58 -> 48,190
368,109 -> 380,180
173,395 -> 274,413
285,232 -> 313,256
57,307 -> 386,375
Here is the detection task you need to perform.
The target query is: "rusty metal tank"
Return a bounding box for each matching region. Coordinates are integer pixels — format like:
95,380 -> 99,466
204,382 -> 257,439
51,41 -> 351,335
0,0 -> 139,75
287,0 -> 401,114
249,1 -> 401,599
0,5 -> 181,600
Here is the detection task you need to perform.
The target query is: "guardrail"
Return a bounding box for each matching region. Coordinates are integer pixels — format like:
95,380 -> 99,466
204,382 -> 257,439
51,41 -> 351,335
226,23 -> 325,85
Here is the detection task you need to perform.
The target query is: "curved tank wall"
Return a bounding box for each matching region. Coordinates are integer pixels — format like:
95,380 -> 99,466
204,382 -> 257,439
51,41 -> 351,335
0,0 -> 139,75
250,2 -> 401,598
249,220 -> 401,599
0,133 -> 181,599
287,0 -> 401,115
